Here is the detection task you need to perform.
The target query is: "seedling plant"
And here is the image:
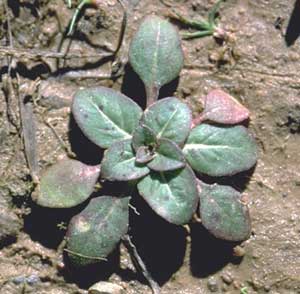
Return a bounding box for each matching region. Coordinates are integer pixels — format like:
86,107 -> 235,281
169,0 -> 225,39
34,15 -> 257,293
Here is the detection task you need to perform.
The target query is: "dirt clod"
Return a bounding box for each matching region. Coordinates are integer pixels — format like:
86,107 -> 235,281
0,198 -> 22,248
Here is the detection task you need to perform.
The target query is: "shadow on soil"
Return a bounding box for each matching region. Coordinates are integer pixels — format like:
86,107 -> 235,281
189,223 -> 242,277
285,0 -> 300,46
129,194 -> 187,286
62,247 -> 122,288
23,199 -> 87,249
68,114 -> 104,165
121,63 -> 180,109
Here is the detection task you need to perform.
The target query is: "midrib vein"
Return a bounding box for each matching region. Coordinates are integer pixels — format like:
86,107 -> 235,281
91,101 -> 130,137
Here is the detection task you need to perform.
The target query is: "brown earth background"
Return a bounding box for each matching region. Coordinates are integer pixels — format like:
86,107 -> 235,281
1,0 -> 300,293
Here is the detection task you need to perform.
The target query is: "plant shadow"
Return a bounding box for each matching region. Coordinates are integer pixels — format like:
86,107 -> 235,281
199,164 -> 256,192
23,198 -> 87,249
285,0 -> 300,46
121,63 -> 180,110
129,194 -> 187,286
62,246 -> 121,288
68,114 -> 103,165
189,223 -> 242,277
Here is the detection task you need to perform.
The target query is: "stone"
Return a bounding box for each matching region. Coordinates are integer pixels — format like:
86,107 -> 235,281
207,277 -> 219,292
88,281 -> 125,294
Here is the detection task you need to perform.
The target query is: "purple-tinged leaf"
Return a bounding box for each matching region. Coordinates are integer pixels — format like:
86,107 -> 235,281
135,146 -> 155,164
66,196 -> 130,266
101,139 -> 150,181
36,158 -> 100,208
193,89 -> 250,126
197,180 -> 251,241
72,87 -> 142,149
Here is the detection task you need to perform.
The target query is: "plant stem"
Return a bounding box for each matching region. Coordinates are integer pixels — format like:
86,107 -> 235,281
182,30 -> 214,39
67,0 -> 91,36
146,86 -> 159,107
122,234 -> 161,294
208,0 -> 225,25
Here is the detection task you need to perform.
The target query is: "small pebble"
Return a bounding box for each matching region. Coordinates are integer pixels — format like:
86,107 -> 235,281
12,275 -> 26,285
11,274 -> 40,285
221,272 -> 233,285
233,245 -> 245,257
26,274 -> 41,285
89,281 -> 125,294
207,277 -> 219,292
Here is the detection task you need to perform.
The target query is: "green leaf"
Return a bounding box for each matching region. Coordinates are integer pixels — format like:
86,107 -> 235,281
132,124 -> 157,152
198,181 -> 251,241
183,124 -> 257,176
137,166 -> 199,225
141,97 -> 192,146
36,158 -> 100,208
147,138 -> 185,171
101,139 -> 150,181
72,87 -> 143,149
129,15 -> 183,92
66,196 -> 130,266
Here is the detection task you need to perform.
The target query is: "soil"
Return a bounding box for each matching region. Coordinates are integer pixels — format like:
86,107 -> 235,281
1,0 -> 300,293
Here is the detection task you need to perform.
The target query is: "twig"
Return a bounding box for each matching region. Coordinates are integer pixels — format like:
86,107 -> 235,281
43,118 -> 76,158
17,75 -> 40,184
0,46 -> 112,60
3,0 -> 13,75
114,0 -> 127,56
122,234 -> 161,294
2,1 -> 19,130
3,74 -> 20,130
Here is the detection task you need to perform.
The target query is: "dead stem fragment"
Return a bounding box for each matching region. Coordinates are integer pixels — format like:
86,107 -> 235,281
122,234 -> 161,294
17,76 -> 40,184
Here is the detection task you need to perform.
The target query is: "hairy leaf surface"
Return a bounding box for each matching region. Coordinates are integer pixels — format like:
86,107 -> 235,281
101,139 -> 150,181
72,87 -> 142,149
129,16 -> 183,91
132,124 -> 157,152
183,124 -> 257,176
135,146 -> 155,164
141,97 -> 192,146
138,166 -> 198,225
198,181 -> 251,241
36,158 -> 100,208
147,138 -> 185,171
195,89 -> 250,125
66,196 -> 130,266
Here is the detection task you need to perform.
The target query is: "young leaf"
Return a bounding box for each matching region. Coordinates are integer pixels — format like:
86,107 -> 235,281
183,124 -> 257,176
66,196 -> 130,266
137,166 -> 199,225
193,89 -> 250,126
132,124 -> 157,152
197,181 -> 251,241
129,16 -> 183,104
72,87 -> 143,149
135,146 -> 155,164
101,139 -> 150,181
36,158 -> 100,208
141,97 -> 192,146
147,138 -> 185,171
